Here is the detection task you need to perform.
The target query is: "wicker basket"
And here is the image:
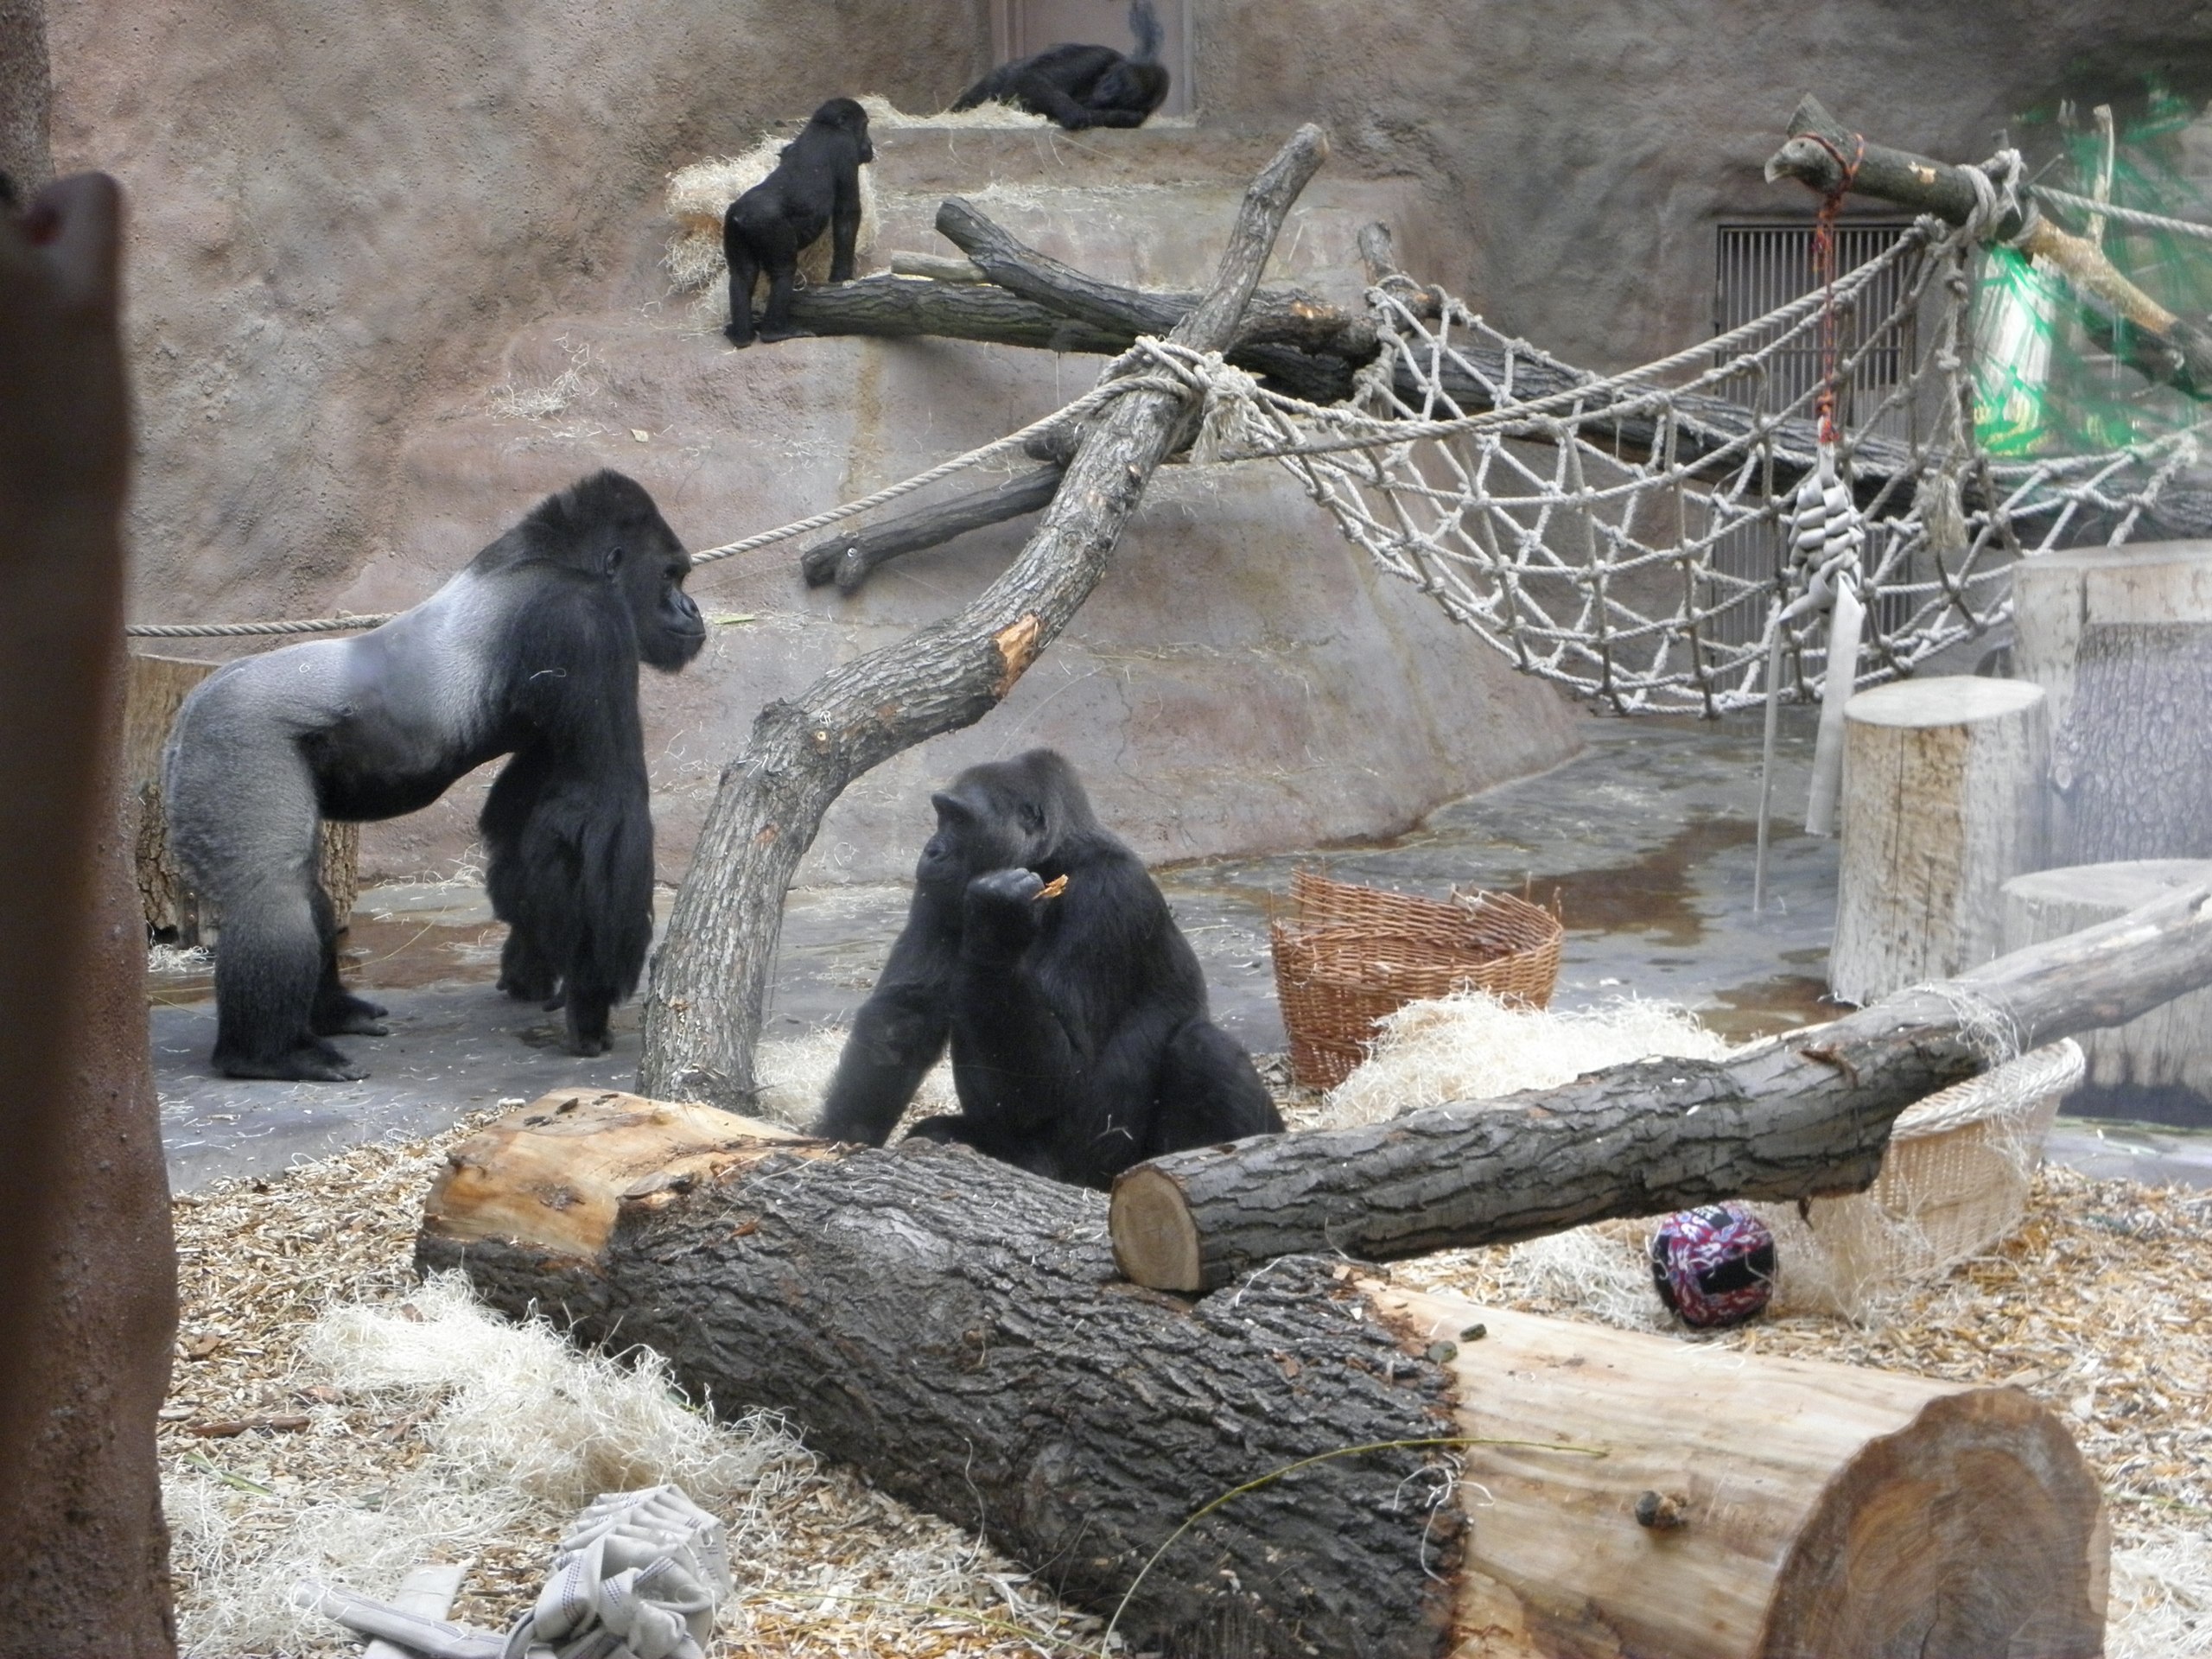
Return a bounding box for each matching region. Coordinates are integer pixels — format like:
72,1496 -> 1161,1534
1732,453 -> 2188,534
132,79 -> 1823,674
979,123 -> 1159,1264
1270,870 -> 1565,1089
1761,1039 -> 2082,1309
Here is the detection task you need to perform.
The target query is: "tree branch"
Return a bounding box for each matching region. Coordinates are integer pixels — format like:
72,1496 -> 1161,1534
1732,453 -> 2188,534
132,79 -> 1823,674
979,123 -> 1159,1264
639,124 -> 1334,1106
1765,94 -> 2212,399
1110,884 -> 2212,1292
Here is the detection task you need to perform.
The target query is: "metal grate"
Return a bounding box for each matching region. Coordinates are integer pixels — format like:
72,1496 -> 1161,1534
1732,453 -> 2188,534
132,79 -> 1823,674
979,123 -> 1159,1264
1707,221 -> 1923,648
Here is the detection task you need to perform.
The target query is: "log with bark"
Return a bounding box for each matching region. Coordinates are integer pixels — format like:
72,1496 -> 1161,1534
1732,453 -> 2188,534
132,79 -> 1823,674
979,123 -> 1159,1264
638,126 -> 1332,1109
796,461 -> 1066,594
416,1090 -> 2107,1659
1764,93 -> 2212,400
1109,881 -> 2212,1294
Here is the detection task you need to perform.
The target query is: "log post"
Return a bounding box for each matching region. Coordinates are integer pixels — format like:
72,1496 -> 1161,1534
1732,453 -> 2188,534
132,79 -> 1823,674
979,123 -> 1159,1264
637,126 -> 1332,1109
2002,860 -> 2212,1122
2012,539 -> 2212,865
417,1092 -> 2106,1659
1828,675 -> 2048,1004
796,461 -> 1065,594
1109,882 -> 2212,1294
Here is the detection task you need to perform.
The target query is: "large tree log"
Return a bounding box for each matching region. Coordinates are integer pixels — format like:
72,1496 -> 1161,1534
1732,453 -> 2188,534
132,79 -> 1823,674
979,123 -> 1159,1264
638,126 -> 1332,1108
795,461 -> 1065,594
1110,882 -> 2212,1294
1765,94 -> 2212,399
416,1091 -> 2107,1659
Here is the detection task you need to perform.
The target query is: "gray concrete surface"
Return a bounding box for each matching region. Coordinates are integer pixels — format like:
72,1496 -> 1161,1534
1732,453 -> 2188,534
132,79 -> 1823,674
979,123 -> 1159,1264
155,705 -> 2212,1192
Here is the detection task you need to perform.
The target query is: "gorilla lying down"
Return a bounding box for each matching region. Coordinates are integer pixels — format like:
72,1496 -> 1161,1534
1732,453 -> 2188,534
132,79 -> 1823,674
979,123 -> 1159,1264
816,749 -> 1282,1189
951,0 -> 1171,130
163,472 -> 706,1081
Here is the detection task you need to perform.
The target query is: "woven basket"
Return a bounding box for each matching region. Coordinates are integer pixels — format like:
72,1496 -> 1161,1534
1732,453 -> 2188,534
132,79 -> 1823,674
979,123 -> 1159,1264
1271,870 -> 1565,1089
1761,1039 -> 2082,1308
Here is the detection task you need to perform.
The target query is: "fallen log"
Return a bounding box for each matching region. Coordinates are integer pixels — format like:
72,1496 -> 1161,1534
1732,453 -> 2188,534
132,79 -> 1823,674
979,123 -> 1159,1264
417,1090 -> 2107,1659
1765,94 -> 2212,400
639,126 -> 1331,1107
796,461 -> 1065,593
1110,882 -> 2212,1294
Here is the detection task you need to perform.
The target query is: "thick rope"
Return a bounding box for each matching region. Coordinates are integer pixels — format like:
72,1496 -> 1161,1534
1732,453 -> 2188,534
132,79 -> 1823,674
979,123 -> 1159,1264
2031,182 -> 2212,243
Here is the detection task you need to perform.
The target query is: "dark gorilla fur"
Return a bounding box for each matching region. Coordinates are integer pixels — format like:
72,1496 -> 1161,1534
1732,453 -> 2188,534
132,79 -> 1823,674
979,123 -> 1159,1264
950,0 -> 1169,130
815,749 -> 1282,1189
163,472 -> 706,1081
723,97 -> 874,348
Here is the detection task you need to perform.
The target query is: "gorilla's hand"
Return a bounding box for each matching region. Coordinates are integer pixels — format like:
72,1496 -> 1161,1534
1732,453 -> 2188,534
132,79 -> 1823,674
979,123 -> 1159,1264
963,867 -> 1046,962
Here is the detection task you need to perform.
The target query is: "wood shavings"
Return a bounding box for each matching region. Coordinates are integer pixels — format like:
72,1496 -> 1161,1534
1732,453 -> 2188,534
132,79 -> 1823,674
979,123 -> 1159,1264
164,1116 -> 1103,1657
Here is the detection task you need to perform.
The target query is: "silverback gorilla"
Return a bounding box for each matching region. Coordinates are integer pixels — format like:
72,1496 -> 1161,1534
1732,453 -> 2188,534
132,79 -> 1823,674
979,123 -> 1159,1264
723,97 -> 874,347
950,0 -> 1170,130
163,472 -> 706,1081
815,749 -> 1281,1188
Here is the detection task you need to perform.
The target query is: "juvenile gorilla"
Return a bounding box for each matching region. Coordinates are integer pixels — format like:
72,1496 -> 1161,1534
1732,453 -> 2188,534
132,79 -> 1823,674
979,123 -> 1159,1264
723,97 -> 874,347
163,472 -> 706,1081
815,750 -> 1281,1188
950,0 -> 1169,130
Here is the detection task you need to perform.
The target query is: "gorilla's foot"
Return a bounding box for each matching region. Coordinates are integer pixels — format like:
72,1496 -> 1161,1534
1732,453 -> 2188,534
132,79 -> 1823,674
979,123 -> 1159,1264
755,325 -> 817,343
722,321 -> 757,348
215,1039 -> 366,1083
313,991 -> 389,1036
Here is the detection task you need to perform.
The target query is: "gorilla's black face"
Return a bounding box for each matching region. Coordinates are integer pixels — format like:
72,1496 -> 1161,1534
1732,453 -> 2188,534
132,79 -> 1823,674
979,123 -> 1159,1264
619,524 -> 706,674
918,780 -> 1049,894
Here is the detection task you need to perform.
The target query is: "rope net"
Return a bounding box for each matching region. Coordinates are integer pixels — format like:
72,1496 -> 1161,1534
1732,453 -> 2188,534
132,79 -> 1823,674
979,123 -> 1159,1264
1197,209 -> 2196,715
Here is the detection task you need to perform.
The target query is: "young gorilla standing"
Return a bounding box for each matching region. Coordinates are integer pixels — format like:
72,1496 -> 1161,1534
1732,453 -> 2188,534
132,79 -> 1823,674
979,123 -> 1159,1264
950,0 -> 1170,130
722,97 -> 873,347
163,472 -> 706,1080
815,749 -> 1281,1189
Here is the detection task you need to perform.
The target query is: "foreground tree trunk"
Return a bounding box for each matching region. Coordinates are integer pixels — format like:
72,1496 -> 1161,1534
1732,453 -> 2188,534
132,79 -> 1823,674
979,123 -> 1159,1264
1110,882 -> 2212,1293
417,1092 -> 2105,1659
638,125 -> 1331,1108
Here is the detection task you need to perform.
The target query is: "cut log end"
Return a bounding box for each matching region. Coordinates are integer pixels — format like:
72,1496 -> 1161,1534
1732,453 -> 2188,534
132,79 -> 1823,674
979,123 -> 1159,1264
1759,1387 -> 2106,1657
1107,1165 -> 1201,1291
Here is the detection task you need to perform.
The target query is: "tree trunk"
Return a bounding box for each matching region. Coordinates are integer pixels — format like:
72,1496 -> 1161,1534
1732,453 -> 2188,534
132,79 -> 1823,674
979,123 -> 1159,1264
637,125 -> 1332,1109
1828,676 -> 2049,1003
417,1092 -> 2106,1659
1109,882 -> 2212,1294
1764,94 -> 2212,400
2013,543 -> 2212,866
797,461 -> 1065,594
2003,860 -> 2212,1123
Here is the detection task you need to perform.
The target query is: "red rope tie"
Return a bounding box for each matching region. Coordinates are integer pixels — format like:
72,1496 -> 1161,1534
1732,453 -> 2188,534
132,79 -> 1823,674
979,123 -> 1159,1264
1799,131 -> 1866,447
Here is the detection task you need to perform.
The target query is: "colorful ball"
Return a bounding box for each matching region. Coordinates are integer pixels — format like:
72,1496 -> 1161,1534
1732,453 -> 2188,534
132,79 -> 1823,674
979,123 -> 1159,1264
1649,1203 -> 1777,1328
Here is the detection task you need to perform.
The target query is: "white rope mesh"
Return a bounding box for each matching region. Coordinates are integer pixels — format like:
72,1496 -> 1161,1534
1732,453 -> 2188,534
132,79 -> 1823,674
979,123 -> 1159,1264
1168,213 -> 2195,715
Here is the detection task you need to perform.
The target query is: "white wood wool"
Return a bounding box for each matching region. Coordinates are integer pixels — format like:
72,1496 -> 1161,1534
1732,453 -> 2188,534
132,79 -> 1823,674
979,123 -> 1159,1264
1319,989 -> 1731,1128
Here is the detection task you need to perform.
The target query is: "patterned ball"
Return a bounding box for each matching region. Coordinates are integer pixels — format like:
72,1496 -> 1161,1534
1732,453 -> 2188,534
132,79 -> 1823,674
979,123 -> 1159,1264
1649,1203 -> 1777,1328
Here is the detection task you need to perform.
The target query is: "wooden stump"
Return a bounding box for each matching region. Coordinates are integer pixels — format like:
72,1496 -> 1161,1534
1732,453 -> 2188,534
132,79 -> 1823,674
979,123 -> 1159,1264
1829,676 -> 2047,1004
417,1092 -> 2108,1659
2013,540 -> 2212,865
2002,859 -> 2212,1123
124,652 -> 359,941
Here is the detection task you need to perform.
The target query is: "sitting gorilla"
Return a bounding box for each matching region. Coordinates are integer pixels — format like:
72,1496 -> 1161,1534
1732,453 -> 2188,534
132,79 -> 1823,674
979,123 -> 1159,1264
723,97 -> 874,346
163,472 -> 705,1081
815,749 -> 1281,1189
950,0 -> 1170,130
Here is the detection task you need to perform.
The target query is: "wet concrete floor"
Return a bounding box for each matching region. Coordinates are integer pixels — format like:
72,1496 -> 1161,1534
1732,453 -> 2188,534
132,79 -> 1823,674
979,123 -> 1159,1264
152,706 -> 2212,1192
